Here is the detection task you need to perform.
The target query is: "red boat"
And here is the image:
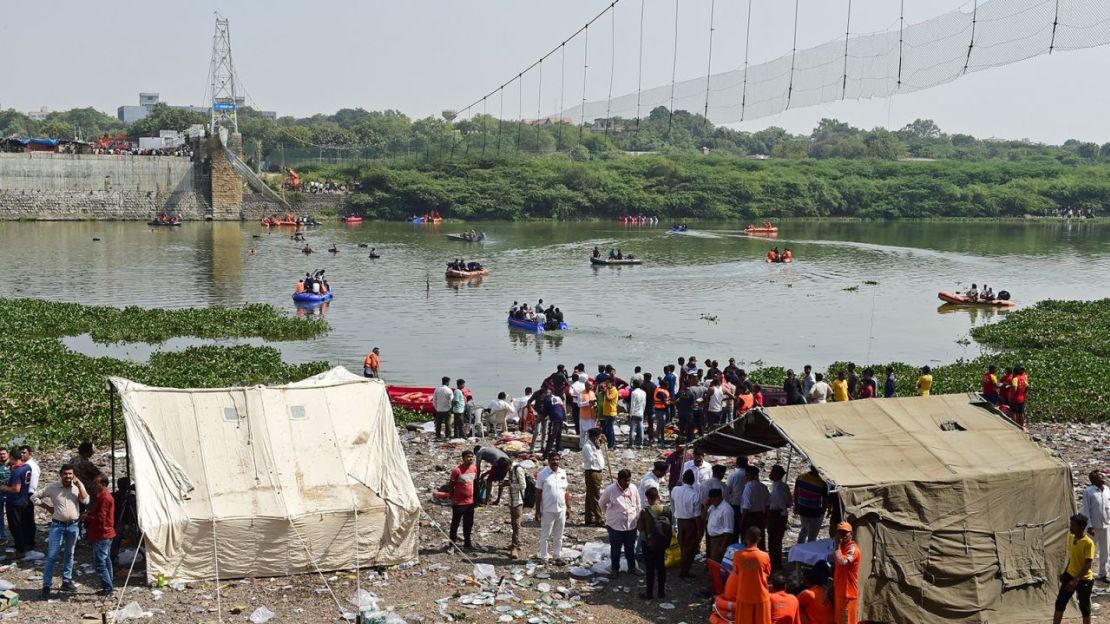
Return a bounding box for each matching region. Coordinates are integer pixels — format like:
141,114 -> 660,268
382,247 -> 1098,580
744,225 -> 779,235
937,291 -> 1016,307
339,216 -> 363,224
446,268 -> 489,279
387,385 -> 472,414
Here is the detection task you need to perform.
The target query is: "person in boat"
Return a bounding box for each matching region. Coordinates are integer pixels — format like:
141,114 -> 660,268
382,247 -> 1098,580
608,249 -> 616,259
526,306 -> 537,322
625,253 -> 636,260
554,307 -> 564,323
295,279 -> 305,294
767,248 -> 779,262
536,307 -> 547,327
466,261 -> 483,271
782,248 -> 793,262
593,246 -> 601,259
509,301 -> 519,317
981,284 -> 995,301
302,244 -> 313,254
966,283 -> 979,302
616,249 -> 624,260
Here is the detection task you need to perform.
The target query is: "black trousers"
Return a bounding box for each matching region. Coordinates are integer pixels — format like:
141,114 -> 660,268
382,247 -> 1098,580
435,411 -> 450,438
544,420 -> 564,456
452,412 -> 466,439
1056,573 -> 1094,617
7,502 -> 34,552
450,504 -> 475,545
643,542 -> 666,597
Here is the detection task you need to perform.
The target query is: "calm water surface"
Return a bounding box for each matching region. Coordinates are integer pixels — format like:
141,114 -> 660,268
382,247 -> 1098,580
2,219 -> 1107,400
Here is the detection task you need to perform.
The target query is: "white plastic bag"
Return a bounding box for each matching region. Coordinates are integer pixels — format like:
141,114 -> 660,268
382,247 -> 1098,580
248,606 -> 275,624
473,563 -> 497,583
347,588 -> 381,610
111,602 -> 148,621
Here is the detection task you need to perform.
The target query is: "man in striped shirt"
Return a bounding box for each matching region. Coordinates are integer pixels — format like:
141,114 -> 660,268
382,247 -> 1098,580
793,465 -> 828,545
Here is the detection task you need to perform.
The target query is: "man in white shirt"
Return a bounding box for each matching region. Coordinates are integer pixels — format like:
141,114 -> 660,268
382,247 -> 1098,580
699,464 -> 728,512
705,488 -> 734,564
487,392 -> 514,437
705,379 -> 727,427
630,366 -> 644,387
507,460 -> 528,559
21,447 -> 40,498
432,377 -> 454,440
628,382 -> 647,449
1083,470 -> 1110,581
569,374 -> 586,434
671,470 -> 703,578
681,449 -> 713,487
639,461 -> 668,509
803,365 -> 816,396
724,456 -> 749,524
599,469 -> 642,577
767,464 -> 792,571
535,453 -> 571,565
740,465 -> 770,549
809,374 -> 832,404
582,429 -> 608,527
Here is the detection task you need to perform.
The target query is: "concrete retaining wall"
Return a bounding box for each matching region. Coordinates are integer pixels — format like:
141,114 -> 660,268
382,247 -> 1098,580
0,152 -> 208,220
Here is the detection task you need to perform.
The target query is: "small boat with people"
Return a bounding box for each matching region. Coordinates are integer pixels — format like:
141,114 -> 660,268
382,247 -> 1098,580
410,211 -> 443,224
670,223 -> 689,233
590,246 -> 641,265
507,300 -> 568,332
744,222 -> 779,235
148,213 -> 182,227
445,258 -> 488,279
263,214 -> 320,227
765,247 -> 793,263
446,230 -> 485,242
618,215 -> 658,225
292,269 -> 332,303
339,215 -> 363,224
938,283 -> 1014,307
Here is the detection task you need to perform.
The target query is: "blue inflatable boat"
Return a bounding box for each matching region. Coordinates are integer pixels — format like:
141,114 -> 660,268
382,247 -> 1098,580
507,316 -> 568,332
292,292 -> 333,304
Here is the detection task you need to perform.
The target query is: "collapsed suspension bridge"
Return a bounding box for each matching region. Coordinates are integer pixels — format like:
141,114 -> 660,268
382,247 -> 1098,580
453,0 -> 1110,129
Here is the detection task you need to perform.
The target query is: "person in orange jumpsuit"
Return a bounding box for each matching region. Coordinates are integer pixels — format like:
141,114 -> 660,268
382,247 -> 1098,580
798,563 -> 834,624
723,526 -> 771,624
832,521 -> 860,624
768,571 -> 800,624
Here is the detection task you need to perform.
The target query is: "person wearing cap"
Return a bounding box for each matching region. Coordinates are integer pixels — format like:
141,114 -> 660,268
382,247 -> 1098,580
722,525 -> 771,624
1082,470 -> 1110,581
1054,513 -> 1095,624
832,521 -> 861,624
798,562 -> 834,624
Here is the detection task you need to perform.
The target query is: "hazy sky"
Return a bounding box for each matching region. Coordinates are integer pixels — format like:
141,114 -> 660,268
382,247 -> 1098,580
2,0 -> 1108,143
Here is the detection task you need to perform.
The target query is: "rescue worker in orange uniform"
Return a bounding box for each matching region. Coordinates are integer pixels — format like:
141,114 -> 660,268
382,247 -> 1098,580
363,347 -> 381,379
782,249 -> 793,262
798,563 -> 834,624
723,526 -> 771,624
295,279 -> 305,294
766,249 -> 778,263
768,571 -> 800,624
832,521 -> 861,624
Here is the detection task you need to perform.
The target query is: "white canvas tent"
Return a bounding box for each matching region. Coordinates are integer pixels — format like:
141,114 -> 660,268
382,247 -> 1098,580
110,367 -> 420,583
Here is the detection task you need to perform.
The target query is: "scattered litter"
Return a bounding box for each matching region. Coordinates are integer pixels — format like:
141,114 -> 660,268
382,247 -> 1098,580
578,542 -> 608,564
19,552 -> 43,562
150,589 -> 163,601
117,548 -> 144,566
109,602 -> 149,620
248,606 -> 275,624
0,581 -> 12,592
569,566 -> 593,577
347,589 -> 381,610
659,602 -> 675,609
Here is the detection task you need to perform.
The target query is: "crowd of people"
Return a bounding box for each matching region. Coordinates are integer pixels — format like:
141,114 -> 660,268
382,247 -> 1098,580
447,258 -> 485,272
508,300 -> 566,328
427,353 -> 1038,623
0,443 -> 136,600
592,247 -> 636,260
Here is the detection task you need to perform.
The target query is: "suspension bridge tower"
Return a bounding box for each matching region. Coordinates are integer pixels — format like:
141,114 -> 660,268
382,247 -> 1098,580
206,14 -> 244,218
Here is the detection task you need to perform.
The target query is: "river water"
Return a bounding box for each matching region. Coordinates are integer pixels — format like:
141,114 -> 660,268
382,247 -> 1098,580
3,219 -> 1107,399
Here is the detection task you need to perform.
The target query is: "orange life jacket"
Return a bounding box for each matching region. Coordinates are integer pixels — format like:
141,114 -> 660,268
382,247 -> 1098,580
654,387 -> 670,411
767,251 -> 777,261
295,281 -> 305,293
783,250 -> 792,260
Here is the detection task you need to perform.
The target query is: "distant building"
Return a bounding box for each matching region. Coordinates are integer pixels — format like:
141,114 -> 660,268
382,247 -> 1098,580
117,91 -> 274,123
27,106 -> 49,121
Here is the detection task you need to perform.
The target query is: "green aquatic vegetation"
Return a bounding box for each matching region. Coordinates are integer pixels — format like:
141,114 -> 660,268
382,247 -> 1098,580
0,299 -> 327,343
843,286 -> 859,292
0,299 -> 331,446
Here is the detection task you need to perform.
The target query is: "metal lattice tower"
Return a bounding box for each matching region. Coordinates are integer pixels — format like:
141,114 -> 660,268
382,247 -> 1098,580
208,14 -> 239,134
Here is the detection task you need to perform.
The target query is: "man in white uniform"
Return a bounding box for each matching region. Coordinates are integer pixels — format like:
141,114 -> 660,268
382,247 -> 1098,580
1083,469 -> 1110,581
535,453 -> 571,565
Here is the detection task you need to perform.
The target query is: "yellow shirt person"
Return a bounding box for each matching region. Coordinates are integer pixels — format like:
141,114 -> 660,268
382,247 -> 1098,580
916,367 -> 933,396
831,377 -> 849,402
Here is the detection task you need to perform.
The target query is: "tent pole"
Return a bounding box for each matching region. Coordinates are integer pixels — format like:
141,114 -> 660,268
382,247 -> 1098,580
108,382 -> 116,489
785,444 -> 794,478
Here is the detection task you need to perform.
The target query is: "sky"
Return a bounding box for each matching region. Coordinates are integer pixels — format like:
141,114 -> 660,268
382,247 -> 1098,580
2,0 -> 1109,144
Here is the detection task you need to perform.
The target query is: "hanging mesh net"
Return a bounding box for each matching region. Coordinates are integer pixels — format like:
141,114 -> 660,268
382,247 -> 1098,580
563,0 -> 1110,125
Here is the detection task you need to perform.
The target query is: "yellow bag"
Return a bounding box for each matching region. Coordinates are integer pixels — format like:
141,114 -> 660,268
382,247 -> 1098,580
663,533 -> 682,569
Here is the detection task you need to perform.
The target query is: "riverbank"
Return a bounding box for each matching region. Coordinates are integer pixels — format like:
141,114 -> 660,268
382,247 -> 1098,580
9,420 -> 1108,623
